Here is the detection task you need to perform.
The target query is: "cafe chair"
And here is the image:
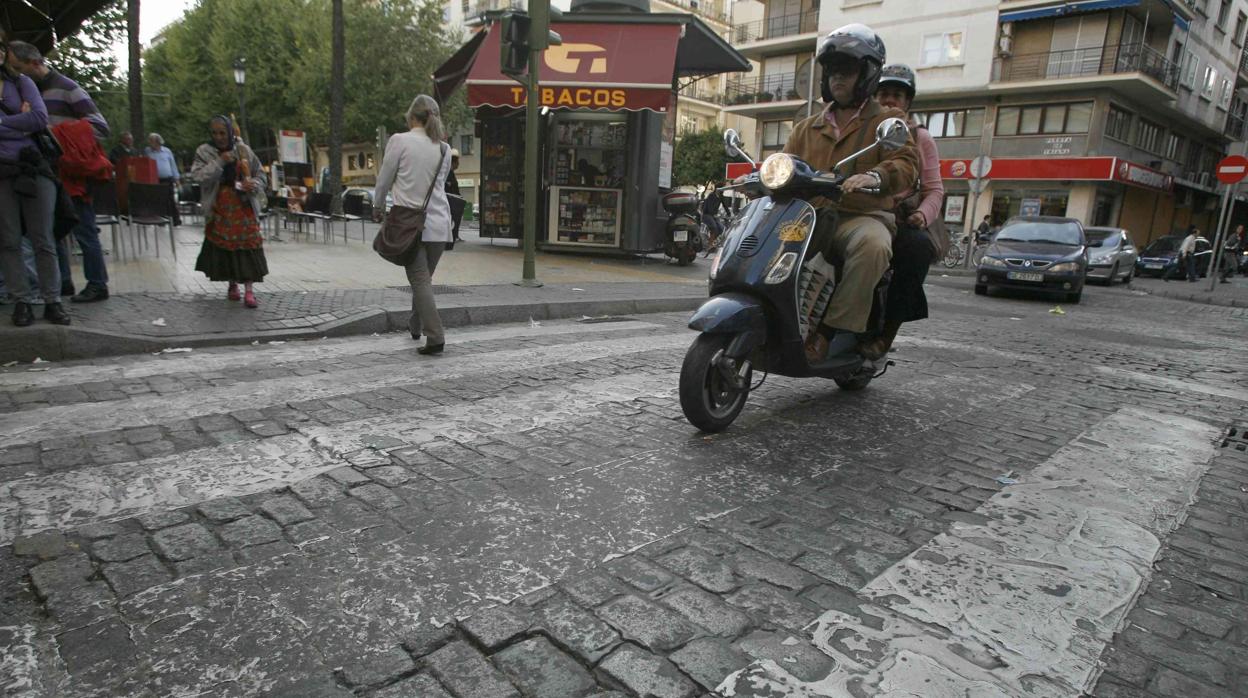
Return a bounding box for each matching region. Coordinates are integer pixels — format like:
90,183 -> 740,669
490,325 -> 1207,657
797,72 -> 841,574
293,192 -> 336,243
89,180 -> 128,263
125,182 -> 178,260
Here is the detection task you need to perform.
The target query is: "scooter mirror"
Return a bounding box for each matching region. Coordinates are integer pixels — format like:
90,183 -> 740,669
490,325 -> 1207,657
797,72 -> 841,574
724,129 -> 744,157
876,118 -> 910,152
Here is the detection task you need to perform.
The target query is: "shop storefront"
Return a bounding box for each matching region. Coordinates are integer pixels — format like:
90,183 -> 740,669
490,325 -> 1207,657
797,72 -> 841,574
434,4 -> 747,254
941,157 -> 1177,243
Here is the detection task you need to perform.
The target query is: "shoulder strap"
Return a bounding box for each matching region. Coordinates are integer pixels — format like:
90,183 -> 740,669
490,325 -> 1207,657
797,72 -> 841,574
422,142 -> 448,211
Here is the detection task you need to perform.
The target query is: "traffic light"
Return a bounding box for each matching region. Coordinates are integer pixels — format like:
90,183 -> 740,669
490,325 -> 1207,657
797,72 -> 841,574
500,11 -> 531,78
530,4 -> 563,51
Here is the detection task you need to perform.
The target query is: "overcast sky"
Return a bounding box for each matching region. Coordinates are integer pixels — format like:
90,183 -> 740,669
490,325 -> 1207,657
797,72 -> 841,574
109,0 -> 196,64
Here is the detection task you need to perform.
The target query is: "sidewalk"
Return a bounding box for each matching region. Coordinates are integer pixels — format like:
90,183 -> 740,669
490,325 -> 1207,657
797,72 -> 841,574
1130,274 -> 1248,308
0,223 -> 709,362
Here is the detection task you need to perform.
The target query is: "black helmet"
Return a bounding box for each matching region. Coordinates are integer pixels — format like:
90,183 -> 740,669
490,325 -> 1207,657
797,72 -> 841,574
878,63 -> 916,101
817,23 -> 886,107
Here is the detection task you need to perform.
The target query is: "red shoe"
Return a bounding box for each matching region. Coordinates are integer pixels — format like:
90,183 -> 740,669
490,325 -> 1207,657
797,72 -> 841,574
244,290 -> 258,309
227,282 -> 241,301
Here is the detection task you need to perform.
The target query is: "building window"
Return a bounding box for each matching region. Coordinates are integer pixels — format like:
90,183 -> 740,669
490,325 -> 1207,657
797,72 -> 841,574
761,120 -> 792,155
459,134 -> 474,156
915,108 -> 984,138
1182,51 -> 1200,89
1218,0 -> 1231,28
1236,12 -> 1247,45
995,102 -> 1092,136
1105,105 -> 1133,142
1135,118 -> 1164,154
1162,132 -> 1184,162
1220,77 -> 1234,108
1202,65 -> 1218,99
920,32 -> 964,67
1191,0 -> 1209,16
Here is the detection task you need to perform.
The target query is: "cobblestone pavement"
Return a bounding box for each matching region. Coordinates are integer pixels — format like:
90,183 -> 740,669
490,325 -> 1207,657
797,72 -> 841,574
0,278 -> 1245,697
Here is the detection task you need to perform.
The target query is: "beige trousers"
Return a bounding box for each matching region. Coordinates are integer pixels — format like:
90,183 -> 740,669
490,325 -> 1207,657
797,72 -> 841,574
405,242 -> 446,344
816,214 -> 893,334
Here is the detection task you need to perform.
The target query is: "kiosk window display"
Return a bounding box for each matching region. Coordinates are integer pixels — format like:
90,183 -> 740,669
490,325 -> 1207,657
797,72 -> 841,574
550,114 -> 627,247
479,116 -> 524,239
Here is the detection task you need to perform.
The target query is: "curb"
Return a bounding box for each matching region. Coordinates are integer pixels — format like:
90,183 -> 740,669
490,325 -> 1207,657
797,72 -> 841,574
0,296 -> 706,363
1135,286 -> 1248,309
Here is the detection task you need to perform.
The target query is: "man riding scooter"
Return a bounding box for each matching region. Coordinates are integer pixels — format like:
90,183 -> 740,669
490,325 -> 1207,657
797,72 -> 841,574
783,24 -> 919,362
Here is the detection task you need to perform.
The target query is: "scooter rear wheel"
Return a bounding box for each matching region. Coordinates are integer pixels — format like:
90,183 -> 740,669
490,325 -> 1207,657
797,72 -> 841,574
680,334 -> 751,432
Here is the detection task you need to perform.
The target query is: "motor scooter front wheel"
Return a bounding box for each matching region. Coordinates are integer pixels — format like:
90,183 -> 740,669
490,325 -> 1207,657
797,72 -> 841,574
680,334 -> 752,432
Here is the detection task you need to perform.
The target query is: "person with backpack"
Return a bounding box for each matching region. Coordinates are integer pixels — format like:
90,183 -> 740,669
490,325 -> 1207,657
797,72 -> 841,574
858,63 -> 944,358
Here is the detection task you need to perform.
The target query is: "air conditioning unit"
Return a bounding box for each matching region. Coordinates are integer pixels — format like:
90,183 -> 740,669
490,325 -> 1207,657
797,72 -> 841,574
999,23 -> 1014,57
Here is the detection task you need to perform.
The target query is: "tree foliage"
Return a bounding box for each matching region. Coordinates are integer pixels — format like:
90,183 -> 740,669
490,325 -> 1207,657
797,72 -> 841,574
672,128 -> 728,188
142,0 -> 466,161
50,0 -> 126,90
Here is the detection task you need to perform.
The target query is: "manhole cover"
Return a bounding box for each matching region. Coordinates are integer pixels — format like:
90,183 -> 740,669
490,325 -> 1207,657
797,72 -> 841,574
1222,425 -> 1248,451
390,285 -> 471,295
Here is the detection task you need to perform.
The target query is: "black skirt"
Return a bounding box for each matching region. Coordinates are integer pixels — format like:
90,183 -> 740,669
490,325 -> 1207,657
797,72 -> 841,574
885,223 -> 937,325
194,241 -> 269,283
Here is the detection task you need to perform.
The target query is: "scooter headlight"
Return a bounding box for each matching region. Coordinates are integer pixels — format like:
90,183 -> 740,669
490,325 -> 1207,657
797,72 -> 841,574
765,251 -> 799,284
759,153 -> 795,191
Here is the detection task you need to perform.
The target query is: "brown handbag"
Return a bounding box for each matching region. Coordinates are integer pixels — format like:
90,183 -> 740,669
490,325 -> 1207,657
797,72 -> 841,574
372,143 -> 446,266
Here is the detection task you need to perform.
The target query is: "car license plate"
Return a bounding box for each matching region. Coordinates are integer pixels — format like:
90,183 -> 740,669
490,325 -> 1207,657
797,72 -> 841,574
1007,271 -> 1044,282
672,230 -> 688,242
1145,263 -> 1163,269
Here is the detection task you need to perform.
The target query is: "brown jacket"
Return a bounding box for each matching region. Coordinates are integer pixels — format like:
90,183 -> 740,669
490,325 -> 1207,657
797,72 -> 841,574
783,100 -> 919,232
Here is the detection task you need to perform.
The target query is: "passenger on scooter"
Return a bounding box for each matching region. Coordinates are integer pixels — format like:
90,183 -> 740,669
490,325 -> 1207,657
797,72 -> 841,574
859,63 -> 946,359
783,24 -> 919,362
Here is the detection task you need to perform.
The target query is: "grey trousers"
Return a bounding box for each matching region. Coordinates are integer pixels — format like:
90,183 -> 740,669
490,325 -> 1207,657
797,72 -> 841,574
405,241 -> 446,344
0,176 -> 60,304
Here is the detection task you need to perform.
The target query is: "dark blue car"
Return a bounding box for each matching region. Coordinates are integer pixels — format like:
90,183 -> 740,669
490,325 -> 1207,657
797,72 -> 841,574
975,216 -> 1088,303
1134,235 -> 1213,279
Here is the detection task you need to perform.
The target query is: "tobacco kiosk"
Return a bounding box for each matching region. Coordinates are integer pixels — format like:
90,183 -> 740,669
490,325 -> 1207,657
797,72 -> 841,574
435,0 -> 748,253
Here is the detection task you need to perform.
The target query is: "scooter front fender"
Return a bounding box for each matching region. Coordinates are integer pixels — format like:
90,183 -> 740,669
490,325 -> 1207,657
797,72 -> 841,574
688,293 -> 766,334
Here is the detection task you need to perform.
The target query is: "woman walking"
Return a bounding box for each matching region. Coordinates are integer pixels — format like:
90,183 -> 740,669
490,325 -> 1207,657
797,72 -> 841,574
0,40 -> 68,326
373,95 -> 453,355
860,64 -> 945,358
191,115 -> 267,308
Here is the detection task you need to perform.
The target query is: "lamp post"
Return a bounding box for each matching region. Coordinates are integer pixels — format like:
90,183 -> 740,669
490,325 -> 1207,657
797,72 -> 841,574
233,58 -> 249,145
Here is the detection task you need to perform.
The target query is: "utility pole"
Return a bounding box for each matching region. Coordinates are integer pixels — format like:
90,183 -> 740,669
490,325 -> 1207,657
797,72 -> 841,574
501,0 -> 562,287
127,0 -> 143,140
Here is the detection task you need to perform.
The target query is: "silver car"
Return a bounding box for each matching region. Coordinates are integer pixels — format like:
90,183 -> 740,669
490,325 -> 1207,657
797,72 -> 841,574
1084,227 -> 1139,284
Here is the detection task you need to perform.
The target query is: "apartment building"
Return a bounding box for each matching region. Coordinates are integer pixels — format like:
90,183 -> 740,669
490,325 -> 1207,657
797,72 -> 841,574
819,0 -> 1248,244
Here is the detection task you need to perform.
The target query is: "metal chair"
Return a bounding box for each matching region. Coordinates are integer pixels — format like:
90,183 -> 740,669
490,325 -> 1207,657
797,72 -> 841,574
293,192 -> 335,242
125,182 -> 178,259
89,180 -> 127,263
178,183 -> 203,226
340,194 -> 369,242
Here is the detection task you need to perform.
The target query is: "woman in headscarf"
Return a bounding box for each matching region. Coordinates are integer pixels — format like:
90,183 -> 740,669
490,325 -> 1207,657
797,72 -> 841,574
191,115 -> 267,307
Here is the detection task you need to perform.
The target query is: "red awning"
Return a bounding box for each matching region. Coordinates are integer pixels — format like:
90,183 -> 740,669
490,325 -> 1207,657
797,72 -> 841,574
467,23 -> 681,112
940,157 -> 1173,192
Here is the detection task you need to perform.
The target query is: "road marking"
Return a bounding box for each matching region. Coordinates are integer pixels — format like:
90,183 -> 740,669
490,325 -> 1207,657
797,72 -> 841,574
0,332 -> 693,448
0,320 -> 668,391
1094,365 -> 1248,403
718,407 -> 1220,696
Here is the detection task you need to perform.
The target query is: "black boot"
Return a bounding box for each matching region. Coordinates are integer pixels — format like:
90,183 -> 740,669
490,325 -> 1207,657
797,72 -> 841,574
61,281 -> 76,297
12,302 -> 33,327
43,303 -> 71,326
71,285 -> 109,303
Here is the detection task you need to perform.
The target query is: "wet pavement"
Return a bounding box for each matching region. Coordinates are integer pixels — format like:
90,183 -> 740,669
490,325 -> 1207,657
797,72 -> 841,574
0,277 -> 1245,697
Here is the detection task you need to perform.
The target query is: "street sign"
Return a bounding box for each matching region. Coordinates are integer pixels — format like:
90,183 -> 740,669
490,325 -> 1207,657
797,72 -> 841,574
970,155 -> 993,179
968,178 -> 988,195
1216,155 -> 1248,185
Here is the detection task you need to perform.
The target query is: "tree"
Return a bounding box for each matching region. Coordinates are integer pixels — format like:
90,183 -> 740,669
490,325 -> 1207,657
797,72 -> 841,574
127,0 -> 143,142
47,0 -> 129,147
672,128 -> 728,188
328,0 -> 344,211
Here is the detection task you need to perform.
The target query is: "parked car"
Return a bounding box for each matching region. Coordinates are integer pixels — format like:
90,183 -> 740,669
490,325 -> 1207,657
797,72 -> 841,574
1083,227 -> 1138,284
975,215 -> 1088,303
342,187 -> 393,216
1134,235 -> 1213,279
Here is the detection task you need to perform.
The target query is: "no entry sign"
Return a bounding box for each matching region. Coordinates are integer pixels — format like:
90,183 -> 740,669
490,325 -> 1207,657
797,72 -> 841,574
1216,155 -> 1248,185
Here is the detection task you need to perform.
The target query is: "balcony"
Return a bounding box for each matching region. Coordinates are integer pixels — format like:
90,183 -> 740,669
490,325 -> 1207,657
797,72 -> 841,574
655,0 -> 730,26
731,11 -> 819,58
1227,114 -> 1246,141
992,43 -> 1179,101
720,72 -> 807,117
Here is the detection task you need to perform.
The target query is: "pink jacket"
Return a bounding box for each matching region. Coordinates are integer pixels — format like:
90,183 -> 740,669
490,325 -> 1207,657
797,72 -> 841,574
893,123 -> 944,227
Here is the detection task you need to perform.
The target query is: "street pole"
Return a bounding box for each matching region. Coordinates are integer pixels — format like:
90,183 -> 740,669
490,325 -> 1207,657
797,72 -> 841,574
964,179 -> 982,270
516,0 -> 556,288
1208,182 -> 1237,291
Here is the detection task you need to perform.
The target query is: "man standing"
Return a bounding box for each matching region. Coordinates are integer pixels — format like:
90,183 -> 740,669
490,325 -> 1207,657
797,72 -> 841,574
109,131 -> 137,164
6,40 -> 111,303
1165,226 -> 1200,282
145,133 -> 182,227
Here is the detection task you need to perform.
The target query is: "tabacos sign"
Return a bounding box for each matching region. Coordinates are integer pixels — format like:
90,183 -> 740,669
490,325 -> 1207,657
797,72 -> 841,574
507,86 -> 629,108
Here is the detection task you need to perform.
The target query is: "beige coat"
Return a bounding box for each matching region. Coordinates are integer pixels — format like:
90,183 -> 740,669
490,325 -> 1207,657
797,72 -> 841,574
190,141 -> 266,224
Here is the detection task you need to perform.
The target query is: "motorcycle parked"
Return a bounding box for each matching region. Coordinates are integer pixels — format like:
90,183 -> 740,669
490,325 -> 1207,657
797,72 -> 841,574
678,119 -> 910,433
663,189 -> 704,266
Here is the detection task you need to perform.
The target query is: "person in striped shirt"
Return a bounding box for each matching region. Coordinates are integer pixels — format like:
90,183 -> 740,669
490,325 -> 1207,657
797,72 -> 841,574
6,41 -> 111,303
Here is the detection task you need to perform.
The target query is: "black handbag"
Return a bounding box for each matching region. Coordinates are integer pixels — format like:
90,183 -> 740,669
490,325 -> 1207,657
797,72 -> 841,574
372,143 -> 447,266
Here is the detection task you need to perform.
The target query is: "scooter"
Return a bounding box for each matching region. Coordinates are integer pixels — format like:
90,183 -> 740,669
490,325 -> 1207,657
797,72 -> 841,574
678,119 -> 910,433
662,188 -> 704,266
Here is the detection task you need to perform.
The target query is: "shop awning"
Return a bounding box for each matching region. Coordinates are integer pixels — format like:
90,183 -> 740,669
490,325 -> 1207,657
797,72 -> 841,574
467,22 -> 683,112
999,0 -> 1141,23
1,0 -> 116,53
433,27 -> 488,107
940,156 -> 1173,192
